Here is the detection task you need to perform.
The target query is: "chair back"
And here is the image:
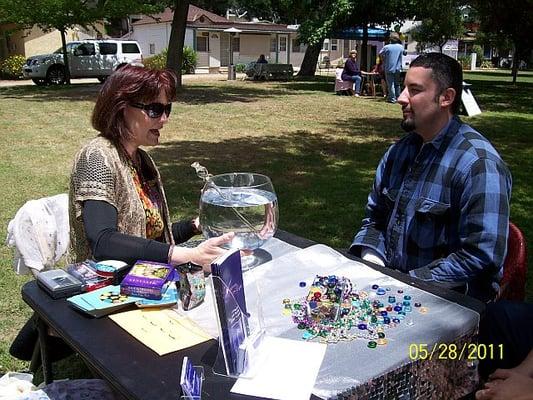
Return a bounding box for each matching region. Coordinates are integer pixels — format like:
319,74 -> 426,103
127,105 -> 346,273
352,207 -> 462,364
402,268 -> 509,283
499,222 -> 528,301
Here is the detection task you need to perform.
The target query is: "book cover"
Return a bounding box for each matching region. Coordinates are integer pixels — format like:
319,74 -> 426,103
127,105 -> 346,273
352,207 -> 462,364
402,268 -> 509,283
120,260 -> 174,300
211,250 -> 249,375
67,284 -> 178,317
67,260 -> 113,292
67,285 -> 137,318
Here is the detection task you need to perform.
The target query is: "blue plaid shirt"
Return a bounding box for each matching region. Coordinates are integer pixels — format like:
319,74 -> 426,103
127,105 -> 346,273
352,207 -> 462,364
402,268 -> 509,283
351,117 -> 512,301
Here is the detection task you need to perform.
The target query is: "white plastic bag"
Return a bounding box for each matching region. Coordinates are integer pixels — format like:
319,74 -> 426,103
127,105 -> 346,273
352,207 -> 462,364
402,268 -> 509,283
5,194 -> 69,275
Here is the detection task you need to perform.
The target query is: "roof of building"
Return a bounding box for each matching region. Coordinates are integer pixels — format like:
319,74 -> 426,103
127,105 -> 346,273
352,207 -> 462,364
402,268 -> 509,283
131,4 -> 296,34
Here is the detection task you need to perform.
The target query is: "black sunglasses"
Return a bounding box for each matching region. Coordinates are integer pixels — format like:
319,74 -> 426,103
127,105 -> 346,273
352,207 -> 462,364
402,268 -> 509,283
130,102 -> 172,118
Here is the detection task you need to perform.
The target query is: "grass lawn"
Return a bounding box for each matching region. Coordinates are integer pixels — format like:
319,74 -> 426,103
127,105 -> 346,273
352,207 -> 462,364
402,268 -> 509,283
0,69 -> 532,376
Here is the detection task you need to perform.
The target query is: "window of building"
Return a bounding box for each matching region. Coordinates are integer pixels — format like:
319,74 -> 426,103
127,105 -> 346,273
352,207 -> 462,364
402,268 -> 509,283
196,36 -> 208,52
270,37 -> 277,52
149,43 -> 155,54
322,39 -> 329,51
99,42 -> 117,55
232,37 -> 240,52
279,36 -> 287,52
292,39 -> 299,53
331,39 -> 338,51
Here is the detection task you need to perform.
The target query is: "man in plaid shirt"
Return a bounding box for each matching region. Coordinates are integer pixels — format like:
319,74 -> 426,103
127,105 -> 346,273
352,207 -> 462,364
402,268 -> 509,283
350,53 -> 512,302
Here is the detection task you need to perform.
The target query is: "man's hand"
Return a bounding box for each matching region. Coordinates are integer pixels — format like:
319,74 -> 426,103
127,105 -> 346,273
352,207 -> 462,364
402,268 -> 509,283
476,370 -> 533,400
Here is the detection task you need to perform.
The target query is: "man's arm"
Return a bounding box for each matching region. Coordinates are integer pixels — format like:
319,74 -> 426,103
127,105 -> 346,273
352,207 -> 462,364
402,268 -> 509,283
410,157 -> 511,285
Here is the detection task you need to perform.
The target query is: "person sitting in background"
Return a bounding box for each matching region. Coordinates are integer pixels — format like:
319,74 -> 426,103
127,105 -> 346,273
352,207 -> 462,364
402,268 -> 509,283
256,54 -> 268,64
371,56 -> 387,97
342,49 -> 362,97
69,65 -> 233,270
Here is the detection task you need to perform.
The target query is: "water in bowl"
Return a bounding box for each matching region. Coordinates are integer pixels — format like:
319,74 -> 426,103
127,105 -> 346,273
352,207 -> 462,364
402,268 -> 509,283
200,187 -> 278,250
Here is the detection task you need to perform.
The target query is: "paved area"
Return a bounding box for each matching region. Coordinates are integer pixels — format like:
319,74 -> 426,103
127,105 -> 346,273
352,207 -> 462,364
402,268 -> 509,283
0,72 -> 247,88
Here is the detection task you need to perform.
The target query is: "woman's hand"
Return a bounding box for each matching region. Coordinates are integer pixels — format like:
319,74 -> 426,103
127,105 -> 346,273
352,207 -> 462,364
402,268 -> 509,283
191,232 -> 235,271
170,232 -> 235,271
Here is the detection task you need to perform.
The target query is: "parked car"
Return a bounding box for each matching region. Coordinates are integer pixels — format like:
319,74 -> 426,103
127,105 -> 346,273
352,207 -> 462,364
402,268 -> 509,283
23,39 -> 143,85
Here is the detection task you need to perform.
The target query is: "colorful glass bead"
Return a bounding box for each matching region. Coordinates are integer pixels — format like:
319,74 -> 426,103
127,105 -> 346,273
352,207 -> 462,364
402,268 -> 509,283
386,305 -> 393,312
376,288 -> 386,295
357,323 -> 367,330
302,331 -> 314,340
367,341 -> 377,348
392,317 -> 401,324
403,300 -> 410,306
388,296 -> 396,303
378,332 -> 386,339
377,338 -> 388,345
371,284 -> 379,290
394,305 -> 402,312
414,302 -> 422,307
403,295 -> 412,300
404,305 -> 412,312
419,307 -> 429,314
397,289 -> 404,294
383,316 -> 391,324
299,281 -> 307,287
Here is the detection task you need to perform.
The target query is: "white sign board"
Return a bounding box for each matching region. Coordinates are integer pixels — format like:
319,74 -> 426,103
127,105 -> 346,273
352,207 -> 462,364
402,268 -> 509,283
461,83 -> 482,116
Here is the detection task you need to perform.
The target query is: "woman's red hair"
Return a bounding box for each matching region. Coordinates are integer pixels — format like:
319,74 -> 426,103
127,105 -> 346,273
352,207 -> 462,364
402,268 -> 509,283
92,65 -> 177,143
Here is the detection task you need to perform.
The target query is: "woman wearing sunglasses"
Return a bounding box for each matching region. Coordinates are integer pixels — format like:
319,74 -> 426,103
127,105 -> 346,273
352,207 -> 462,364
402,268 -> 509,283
69,65 -> 233,270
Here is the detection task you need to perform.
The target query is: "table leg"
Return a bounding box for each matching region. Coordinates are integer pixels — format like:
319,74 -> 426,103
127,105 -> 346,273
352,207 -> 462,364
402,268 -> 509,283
35,316 -> 54,384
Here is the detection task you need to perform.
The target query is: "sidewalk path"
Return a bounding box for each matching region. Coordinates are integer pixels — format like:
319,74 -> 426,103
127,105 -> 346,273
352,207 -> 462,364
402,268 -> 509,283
0,72 -> 247,88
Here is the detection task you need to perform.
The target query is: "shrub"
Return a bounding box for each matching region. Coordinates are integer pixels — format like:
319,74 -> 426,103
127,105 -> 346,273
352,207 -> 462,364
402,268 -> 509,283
143,49 -> 168,70
472,45 -> 485,67
457,55 -> 472,70
142,47 -> 197,74
235,63 -> 246,73
1,54 -> 26,79
181,46 -> 197,74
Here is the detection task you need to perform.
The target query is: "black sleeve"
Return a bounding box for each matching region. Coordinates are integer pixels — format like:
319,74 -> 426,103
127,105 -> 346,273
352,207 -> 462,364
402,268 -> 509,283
83,200 -> 171,265
171,220 -> 197,244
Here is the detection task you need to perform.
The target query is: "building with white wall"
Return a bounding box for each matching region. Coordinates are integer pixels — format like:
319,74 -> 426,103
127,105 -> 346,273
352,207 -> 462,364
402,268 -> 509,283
130,5 -> 304,71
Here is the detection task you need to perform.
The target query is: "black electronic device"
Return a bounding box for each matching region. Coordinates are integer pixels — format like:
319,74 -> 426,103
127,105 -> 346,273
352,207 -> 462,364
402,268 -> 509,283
36,269 -> 84,299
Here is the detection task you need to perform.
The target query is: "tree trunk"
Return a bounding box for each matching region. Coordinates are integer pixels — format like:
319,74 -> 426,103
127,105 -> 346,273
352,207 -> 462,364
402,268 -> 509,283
60,29 -> 71,85
511,42 -> 519,84
360,25 -> 368,71
166,0 -> 189,89
297,39 -> 324,77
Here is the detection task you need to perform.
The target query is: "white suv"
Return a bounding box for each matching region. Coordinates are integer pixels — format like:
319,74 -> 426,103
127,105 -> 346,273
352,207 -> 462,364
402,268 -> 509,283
23,39 -> 143,85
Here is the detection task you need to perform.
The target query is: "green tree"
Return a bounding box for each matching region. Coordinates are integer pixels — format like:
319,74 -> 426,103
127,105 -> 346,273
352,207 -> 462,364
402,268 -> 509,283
471,0 -> 533,83
0,0 -> 164,84
291,0 -> 417,76
411,0 -> 465,53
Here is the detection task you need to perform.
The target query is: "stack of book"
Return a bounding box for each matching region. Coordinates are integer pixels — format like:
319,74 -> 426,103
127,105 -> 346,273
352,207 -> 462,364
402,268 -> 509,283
67,260 -> 129,291
120,260 -> 175,300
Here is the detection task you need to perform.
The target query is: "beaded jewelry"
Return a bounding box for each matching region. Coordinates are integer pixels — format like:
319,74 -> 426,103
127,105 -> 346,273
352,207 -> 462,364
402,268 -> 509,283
283,275 -> 426,347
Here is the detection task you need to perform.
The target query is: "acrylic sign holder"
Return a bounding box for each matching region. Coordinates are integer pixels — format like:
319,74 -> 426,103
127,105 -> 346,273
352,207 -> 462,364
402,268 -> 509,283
210,267 -> 266,379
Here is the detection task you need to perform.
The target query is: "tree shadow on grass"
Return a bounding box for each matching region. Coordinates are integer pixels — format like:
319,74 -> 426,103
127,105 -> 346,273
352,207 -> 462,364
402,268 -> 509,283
0,80 -> 327,105
151,126 -> 396,249
0,83 -> 102,102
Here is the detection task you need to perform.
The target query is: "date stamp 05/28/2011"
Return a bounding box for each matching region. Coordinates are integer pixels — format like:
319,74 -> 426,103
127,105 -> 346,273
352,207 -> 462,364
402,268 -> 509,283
409,343 -> 503,361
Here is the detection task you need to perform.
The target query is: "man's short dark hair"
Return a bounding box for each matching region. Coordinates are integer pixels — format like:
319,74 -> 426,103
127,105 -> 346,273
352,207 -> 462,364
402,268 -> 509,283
410,53 -> 463,114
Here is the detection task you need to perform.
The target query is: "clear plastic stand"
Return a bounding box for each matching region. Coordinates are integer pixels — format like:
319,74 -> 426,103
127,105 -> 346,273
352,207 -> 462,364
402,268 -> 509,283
210,259 -> 266,380
180,357 -> 204,400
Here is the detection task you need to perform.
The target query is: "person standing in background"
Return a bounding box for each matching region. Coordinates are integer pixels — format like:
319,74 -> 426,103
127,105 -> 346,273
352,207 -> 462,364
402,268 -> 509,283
379,32 -> 404,103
